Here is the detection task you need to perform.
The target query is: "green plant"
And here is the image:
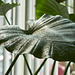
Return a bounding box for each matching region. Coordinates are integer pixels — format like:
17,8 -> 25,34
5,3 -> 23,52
0,0 -> 75,75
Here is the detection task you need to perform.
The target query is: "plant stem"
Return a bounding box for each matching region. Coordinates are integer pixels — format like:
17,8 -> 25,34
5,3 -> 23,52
34,58 -> 47,75
23,54 -> 33,75
4,14 -> 11,25
51,60 -> 56,75
5,54 -> 19,75
63,61 -> 71,75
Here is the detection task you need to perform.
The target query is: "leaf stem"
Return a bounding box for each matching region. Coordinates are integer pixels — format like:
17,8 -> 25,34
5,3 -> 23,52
23,54 -> 33,75
51,60 -> 56,75
5,54 -> 19,75
63,61 -> 71,75
4,14 -> 11,25
34,58 -> 47,75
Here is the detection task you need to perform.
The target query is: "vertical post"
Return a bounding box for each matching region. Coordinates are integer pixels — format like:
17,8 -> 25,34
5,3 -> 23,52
11,0 -> 19,75
3,49 -> 10,75
54,61 -> 58,75
44,59 -> 50,75
65,62 -> 70,75
67,66 -> 70,75
3,0 -> 11,75
0,15 -> 5,75
73,0 -> 75,13
13,0 -> 25,75
24,0 -> 35,75
72,63 -> 75,74
13,0 -> 35,75
66,0 -> 73,13
34,58 -> 40,75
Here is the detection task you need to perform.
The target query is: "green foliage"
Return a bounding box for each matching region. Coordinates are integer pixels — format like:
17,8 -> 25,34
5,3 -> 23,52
0,0 -> 19,15
56,0 -> 65,3
36,0 -> 69,19
69,14 -> 75,22
0,0 -> 3,5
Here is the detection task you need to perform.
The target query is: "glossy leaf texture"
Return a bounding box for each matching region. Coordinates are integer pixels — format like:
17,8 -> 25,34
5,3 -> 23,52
36,0 -> 69,19
0,14 -> 75,62
0,0 -> 19,15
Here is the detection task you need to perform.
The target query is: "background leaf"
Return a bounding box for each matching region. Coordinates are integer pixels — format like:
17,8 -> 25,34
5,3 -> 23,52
0,0 -> 19,15
56,0 -> 65,3
36,0 -> 69,19
0,0 -> 3,5
69,14 -> 75,22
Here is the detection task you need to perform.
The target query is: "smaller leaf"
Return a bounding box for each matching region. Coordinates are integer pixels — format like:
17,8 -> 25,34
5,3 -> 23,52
36,0 -> 69,19
69,14 -> 75,22
0,1 -> 20,15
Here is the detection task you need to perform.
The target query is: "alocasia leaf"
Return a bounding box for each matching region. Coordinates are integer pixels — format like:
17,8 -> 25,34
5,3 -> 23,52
0,14 -> 75,62
36,0 -> 69,19
0,0 -> 19,15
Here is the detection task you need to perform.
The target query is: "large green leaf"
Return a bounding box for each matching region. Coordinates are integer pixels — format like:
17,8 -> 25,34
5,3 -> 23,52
36,0 -> 69,19
0,0 -> 19,15
0,14 -> 75,62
